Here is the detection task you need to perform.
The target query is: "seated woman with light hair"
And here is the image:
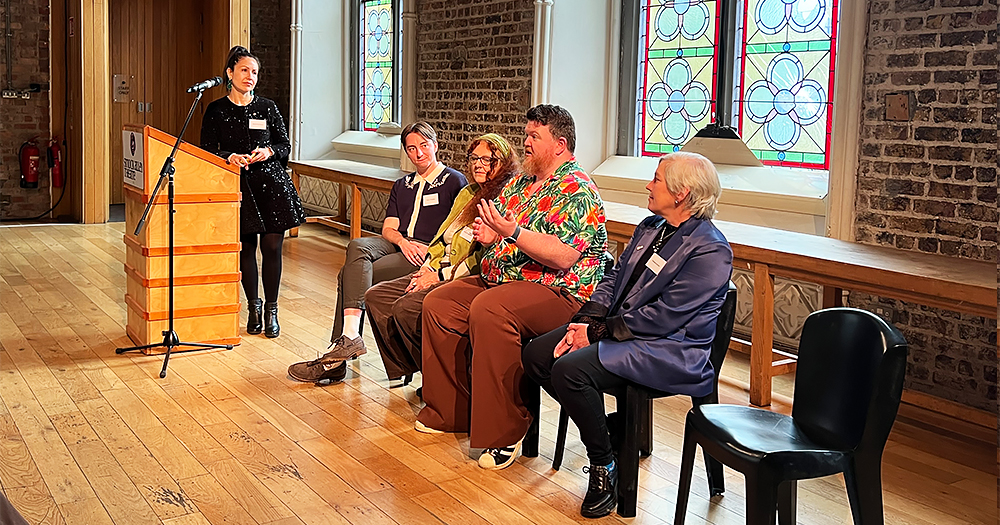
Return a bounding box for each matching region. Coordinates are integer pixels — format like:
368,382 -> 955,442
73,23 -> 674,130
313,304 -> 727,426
521,151 -> 733,519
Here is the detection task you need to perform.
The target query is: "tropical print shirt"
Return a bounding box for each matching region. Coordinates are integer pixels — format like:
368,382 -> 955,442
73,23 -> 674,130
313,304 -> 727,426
480,159 -> 608,302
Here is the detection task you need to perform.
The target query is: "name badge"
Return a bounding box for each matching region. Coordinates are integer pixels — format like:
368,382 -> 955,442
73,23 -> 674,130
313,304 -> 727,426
459,226 -> 474,242
423,193 -> 439,206
646,253 -> 666,274
249,119 -> 267,130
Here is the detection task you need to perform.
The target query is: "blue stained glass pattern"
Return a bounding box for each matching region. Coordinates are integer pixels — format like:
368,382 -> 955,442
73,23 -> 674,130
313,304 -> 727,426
361,0 -> 393,131
638,0 -> 719,156
737,0 -> 838,168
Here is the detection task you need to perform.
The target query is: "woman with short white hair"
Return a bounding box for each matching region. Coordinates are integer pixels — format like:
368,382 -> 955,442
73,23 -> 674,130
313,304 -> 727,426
522,151 -> 733,519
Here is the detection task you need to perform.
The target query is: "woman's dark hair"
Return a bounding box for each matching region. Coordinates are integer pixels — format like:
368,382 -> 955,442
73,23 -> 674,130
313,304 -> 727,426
224,46 -> 260,89
455,133 -> 520,226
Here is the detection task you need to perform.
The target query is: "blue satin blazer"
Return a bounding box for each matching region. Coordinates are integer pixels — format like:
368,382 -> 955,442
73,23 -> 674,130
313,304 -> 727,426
582,215 -> 733,397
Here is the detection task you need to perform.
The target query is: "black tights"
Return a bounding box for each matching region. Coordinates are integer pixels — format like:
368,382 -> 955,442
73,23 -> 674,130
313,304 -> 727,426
241,232 -> 285,303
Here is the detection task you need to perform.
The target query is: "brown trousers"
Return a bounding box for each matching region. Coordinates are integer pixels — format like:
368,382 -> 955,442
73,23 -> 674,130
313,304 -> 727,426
364,273 -> 443,379
417,276 -> 581,448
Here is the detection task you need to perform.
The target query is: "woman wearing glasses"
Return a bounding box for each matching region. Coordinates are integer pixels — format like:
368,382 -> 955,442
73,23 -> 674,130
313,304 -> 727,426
365,133 -> 520,388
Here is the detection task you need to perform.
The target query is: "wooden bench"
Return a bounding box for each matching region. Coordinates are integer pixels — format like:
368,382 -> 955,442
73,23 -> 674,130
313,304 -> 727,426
288,159 -> 406,239
604,202 -> 997,407
284,165 -> 995,409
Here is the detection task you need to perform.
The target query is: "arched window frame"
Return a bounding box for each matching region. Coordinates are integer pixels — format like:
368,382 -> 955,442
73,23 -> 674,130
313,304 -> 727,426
351,0 -> 403,131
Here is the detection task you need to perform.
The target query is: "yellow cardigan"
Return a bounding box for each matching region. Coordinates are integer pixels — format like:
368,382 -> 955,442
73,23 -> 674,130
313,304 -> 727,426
423,183 -> 483,281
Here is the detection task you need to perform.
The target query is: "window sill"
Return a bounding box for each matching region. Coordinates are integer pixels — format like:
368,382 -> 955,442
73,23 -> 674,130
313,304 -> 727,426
331,130 -> 401,159
591,155 -> 829,217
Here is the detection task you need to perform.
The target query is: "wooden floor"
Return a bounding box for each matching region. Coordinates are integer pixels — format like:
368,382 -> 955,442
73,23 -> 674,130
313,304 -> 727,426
0,222 -> 996,525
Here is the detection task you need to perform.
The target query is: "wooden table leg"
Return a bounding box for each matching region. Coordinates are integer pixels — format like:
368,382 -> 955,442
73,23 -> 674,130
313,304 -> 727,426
750,263 -> 774,407
350,183 -> 362,239
288,169 -> 300,238
822,286 -> 844,308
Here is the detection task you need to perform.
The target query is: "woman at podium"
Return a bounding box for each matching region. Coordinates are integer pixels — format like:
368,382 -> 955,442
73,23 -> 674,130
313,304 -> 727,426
200,45 -> 305,338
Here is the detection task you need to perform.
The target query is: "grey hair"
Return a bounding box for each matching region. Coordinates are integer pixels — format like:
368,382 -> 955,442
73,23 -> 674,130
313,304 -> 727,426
659,152 -> 721,219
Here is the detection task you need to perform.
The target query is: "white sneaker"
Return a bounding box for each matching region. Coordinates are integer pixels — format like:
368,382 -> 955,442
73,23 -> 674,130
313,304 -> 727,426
478,439 -> 523,470
414,420 -> 446,434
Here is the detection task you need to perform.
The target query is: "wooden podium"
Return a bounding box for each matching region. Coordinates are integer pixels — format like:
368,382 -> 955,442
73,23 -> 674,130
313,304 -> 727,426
122,125 -> 242,352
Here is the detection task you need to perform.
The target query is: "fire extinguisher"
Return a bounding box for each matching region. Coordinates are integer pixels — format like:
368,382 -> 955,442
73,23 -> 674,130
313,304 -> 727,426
19,140 -> 40,189
48,139 -> 63,188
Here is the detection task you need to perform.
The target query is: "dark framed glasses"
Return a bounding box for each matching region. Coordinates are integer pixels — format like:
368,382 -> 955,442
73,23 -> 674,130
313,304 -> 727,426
467,154 -> 498,166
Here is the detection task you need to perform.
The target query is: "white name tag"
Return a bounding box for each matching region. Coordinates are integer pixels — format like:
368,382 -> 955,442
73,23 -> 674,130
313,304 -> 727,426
459,226 -> 474,242
423,193 -> 439,206
646,253 -> 666,274
249,118 -> 267,130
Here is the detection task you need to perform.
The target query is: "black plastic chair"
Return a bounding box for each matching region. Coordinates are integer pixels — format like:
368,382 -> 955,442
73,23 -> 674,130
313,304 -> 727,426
521,252 -> 616,460
673,308 -> 908,525
568,282 -> 736,517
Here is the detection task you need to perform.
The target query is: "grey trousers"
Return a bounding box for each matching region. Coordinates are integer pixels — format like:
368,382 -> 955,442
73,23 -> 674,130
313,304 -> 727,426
365,273 -> 444,379
331,236 -> 418,341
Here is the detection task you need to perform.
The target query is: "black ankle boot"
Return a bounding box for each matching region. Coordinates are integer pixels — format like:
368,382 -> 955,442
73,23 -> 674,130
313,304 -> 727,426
263,301 -> 280,338
247,298 -> 263,335
581,460 -> 618,518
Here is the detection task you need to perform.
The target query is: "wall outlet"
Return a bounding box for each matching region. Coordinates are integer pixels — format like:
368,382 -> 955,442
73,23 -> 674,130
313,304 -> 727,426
0,194 -> 11,207
1,90 -> 16,99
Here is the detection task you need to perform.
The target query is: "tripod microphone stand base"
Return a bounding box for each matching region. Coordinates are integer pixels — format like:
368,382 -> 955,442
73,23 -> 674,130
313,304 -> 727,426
117,331 -> 234,378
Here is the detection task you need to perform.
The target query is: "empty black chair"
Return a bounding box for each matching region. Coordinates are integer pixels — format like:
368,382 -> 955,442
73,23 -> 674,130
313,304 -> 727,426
674,308 -> 908,525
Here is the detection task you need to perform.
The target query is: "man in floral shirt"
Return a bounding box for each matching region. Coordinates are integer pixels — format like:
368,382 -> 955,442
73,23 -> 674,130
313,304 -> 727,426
416,105 -> 608,471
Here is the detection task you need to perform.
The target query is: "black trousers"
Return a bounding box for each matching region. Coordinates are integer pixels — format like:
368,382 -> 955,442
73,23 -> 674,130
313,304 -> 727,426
522,324 -> 627,466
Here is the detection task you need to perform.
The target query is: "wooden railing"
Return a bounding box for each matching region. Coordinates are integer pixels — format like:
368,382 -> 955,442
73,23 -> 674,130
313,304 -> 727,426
288,161 -> 996,408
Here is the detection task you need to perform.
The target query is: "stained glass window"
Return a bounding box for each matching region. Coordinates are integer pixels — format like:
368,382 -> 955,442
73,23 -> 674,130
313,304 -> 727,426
635,0 -> 839,170
360,0 -> 394,131
736,0 -> 837,168
637,0 -> 720,156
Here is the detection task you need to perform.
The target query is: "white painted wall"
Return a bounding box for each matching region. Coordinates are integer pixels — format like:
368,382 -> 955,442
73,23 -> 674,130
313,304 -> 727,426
546,0 -> 614,173
298,0 -> 348,159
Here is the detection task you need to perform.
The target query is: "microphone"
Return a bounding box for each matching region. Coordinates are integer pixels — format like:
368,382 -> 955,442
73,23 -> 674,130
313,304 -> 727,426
186,76 -> 223,93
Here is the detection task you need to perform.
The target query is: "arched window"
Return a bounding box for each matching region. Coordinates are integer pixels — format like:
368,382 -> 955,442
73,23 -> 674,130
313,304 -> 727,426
356,0 -> 401,131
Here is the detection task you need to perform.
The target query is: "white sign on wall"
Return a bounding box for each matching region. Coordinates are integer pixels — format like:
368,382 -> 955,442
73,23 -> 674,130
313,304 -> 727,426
123,130 -> 144,189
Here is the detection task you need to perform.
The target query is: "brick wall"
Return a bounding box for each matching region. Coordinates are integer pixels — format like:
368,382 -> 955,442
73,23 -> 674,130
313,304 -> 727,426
0,0 -> 52,219
250,0 -> 291,124
853,0 -> 997,410
414,0 -> 535,168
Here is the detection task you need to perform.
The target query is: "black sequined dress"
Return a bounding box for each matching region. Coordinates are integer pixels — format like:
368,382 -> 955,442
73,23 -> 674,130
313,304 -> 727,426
200,95 -> 306,234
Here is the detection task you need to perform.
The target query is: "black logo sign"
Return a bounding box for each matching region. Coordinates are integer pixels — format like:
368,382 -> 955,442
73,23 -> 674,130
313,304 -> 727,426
130,133 -> 136,156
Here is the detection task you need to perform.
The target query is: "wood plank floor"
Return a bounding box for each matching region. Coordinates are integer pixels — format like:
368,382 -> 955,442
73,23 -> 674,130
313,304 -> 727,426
0,222 -> 996,525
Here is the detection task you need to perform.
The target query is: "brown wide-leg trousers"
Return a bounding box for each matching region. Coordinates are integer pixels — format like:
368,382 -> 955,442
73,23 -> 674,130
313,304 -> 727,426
417,276 -> 581,448
364,273 -> 443,379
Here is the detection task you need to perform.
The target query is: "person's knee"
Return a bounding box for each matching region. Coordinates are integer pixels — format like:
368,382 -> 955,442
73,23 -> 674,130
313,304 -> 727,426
551,355 -> 589,394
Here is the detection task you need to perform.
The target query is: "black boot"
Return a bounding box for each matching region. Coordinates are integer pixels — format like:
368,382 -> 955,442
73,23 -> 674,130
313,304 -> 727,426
581,459 -> 618,518
247,298 -> 263,335
264,301 -> 280,338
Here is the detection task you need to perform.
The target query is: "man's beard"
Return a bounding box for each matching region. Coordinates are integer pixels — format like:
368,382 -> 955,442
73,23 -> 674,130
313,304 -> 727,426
523,153 -> 548,178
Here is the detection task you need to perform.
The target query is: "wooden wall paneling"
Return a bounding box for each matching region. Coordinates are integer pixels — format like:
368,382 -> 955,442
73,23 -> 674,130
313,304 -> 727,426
231,0 -> 250,49
50,0 -> 72,220
81,0 -> 110,224
108,0 -> 145,206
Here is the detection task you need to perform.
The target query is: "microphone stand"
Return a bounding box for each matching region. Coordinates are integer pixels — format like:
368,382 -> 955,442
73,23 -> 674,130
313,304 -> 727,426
116,88 -> 233,378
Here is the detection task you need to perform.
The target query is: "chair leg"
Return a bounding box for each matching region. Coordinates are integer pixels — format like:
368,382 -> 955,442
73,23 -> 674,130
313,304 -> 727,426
702,448 -> 726,497
672,423 -> 699,525
640,398 -> 654,457
777,480 -> 796,525
844,456 -> 885,525
744,472 -> 779,525
522,381 -> 540,458
616,390 -> 644,518
552,408 -> 569,470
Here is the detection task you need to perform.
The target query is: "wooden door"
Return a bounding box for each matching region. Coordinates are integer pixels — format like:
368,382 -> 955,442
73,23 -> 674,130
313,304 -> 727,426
109,0 -> 146,205
146,0 -> 220,144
